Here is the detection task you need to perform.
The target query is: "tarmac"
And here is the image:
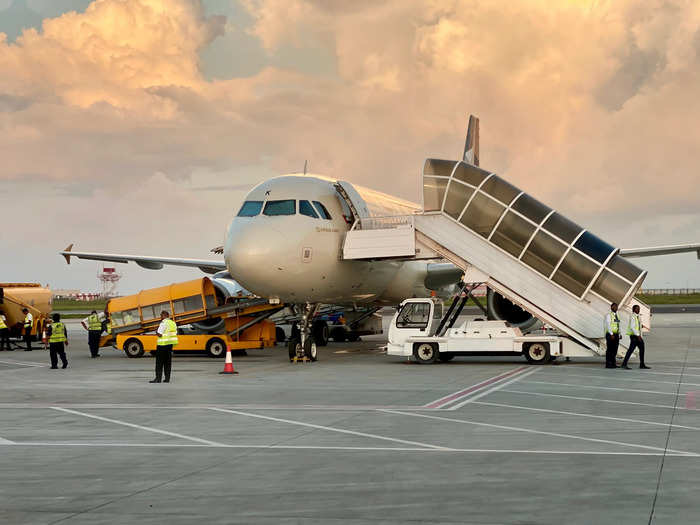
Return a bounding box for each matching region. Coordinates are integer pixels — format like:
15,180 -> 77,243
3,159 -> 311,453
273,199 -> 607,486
1,313 -> 699,524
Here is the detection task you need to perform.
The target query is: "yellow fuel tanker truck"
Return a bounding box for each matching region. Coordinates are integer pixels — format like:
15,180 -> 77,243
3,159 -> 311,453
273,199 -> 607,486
0,283 -> 51,339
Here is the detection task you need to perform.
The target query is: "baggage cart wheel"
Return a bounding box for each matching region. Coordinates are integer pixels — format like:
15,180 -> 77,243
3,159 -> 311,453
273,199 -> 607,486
524,342 -> 550,364
413,343 -> 438,364
205,337 -> 227,358
304,337 -> 318,361
124,338 -> 144,358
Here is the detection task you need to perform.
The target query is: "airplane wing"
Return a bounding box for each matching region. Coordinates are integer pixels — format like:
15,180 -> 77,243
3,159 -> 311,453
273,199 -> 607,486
619,243 -> 700,259
60,244 -> 226,275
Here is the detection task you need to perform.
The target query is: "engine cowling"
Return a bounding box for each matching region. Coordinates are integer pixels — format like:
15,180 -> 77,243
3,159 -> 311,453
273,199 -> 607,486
486,288 -> 539,332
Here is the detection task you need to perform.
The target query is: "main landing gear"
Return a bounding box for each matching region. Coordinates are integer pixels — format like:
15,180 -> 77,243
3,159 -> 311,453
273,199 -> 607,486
288,303 -> 319,362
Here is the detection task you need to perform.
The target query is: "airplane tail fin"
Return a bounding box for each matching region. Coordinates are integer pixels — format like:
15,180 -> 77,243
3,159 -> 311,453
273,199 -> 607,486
462,114 -> 479,167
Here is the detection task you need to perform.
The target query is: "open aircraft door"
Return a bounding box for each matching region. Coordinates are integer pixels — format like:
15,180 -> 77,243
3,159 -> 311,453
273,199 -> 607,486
334,181 -> 371,226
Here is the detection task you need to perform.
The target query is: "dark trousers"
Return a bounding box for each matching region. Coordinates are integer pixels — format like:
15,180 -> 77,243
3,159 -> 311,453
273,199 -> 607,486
154,345 -> 172,382
623,336 -> 646,367
24,327 -> 32,351
605,333 -> 619,367
49,342 -> 68,368
0,328 -> 9,351
88,330 -> 102,357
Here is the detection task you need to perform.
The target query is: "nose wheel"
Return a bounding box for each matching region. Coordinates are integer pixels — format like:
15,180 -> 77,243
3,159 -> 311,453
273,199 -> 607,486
289,303 -> 320,363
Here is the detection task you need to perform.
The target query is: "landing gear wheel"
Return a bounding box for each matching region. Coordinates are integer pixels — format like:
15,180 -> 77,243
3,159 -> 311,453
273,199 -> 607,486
413,343 -> 438,364
439,354 -> 455,362
331,327 -> 347,342
304,337 -> 318,361
288,339 -> 301,361
312,321 -> 329,347
275,326 -> 286,345
205,337 -> 226,358
524,342 -> 550,364
124,338 -> 144,358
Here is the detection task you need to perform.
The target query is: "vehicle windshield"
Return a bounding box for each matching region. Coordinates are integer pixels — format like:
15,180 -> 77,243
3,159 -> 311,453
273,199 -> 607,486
396,302 -> 431,329
263,200 -> 296,216
237,201 -> 263,217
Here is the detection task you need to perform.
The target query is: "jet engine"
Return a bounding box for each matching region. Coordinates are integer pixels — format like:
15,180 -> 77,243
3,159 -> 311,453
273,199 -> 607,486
486,288 -> 539,332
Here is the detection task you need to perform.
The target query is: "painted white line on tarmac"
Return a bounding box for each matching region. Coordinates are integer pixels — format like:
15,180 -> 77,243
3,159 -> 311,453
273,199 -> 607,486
2,442 -> 698,456
0,403 -> 433,411
523,380 -> 685,396
380,409 -> 694,455
472,400 -> 700,431
0,359 -> 45,367
51,407 -> 227,447
448,368 -> 540,410
539,370 -> 700,388
502,389 -> 699,411
208,407 -> 450,450
423,366 -> 529,409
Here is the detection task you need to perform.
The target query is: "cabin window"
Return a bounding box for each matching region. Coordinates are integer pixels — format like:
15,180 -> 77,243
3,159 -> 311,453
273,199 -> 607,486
491,211 -> 537,257
592,269 -> 629,304
543,212 -> 583,244
460,192 -> 505,238
423,176 -> 448,212
480,175 -> 520,205
396,302 -> 431,329
511,193 -> 552,224
552,250 -> 600,297
140,305 -> 156,321
573,231 -> 615,264
173,295 -> 203,314
299,200 -> 319,218
312,201 -> 332,220
443,180 -> 474,219
237,201 -> 263,217
521,231 -> 567,277
606,255 -> 643,283
263,200 -> 296,216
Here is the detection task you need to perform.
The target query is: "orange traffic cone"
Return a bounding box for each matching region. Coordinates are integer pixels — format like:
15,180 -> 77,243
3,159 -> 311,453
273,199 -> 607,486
219,346 -> 239,375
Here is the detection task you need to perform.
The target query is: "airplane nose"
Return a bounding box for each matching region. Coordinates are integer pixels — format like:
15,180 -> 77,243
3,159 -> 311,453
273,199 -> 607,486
224,220 -> 289,292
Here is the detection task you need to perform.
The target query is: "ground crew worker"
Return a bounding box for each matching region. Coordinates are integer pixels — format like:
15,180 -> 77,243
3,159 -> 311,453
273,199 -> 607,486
604,302 -> 621,368
621,305 -> 651,370
150,311 -> 177,383
0,310 -> 9,351
81,310 -> 103,358
21,308 -> 33,351
46,313 -> 68,369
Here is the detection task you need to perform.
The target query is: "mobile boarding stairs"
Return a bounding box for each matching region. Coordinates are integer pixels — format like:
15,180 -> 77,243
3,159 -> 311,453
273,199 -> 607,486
339,158 -> 651,361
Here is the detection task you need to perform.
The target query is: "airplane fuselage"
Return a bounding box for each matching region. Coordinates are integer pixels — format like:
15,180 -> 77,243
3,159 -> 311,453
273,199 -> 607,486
223,175 -> 432,304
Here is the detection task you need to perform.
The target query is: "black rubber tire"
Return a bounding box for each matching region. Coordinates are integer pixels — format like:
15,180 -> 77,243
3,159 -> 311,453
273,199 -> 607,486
331,327 -> 347,342
304,336 -> 318,361
124,338 -> 144,358
312,321 -> 329,347
346,332 -> 360,342
275,326 -> 286,344
288,339 -> 300,361
205,337 -> 227,358
524,342 -> 550,364
413,342 -> 438,364
438,354 -> 455,362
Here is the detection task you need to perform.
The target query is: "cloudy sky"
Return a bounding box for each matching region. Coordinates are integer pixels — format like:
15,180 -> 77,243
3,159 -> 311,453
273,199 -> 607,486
0,0 -> 698,294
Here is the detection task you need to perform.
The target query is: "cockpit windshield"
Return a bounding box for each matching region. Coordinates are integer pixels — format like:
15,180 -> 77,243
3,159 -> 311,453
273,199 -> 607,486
237,201 -> 263,217
299,200 -> 319,218
313,201 -> 332,220
263,200 -> 296,216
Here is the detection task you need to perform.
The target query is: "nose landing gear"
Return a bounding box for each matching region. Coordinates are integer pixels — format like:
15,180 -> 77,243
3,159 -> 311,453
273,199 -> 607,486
289,303 -> 319,362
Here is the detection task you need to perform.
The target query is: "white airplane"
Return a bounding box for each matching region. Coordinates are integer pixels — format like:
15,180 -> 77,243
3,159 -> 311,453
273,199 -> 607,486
61,116 -> 700,359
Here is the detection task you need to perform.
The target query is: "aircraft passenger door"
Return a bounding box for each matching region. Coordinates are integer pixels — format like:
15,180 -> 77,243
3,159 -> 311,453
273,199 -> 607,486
335,181 -> 371,226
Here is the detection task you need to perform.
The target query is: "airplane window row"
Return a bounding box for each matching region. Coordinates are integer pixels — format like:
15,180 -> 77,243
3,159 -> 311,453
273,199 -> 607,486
236,200 -> 333,220
422,159 -> 645,304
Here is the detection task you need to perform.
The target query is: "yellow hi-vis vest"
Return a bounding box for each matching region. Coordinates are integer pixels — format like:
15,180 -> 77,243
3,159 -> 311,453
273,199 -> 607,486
106,321 -> 112,335
627,314 -> 641,336
49,322 -> 67,343
0,317 -> 6,330
87,314 -> 102,331
24,314 -> 32,329
607,312 -> 620,334
157,318 -> 178,346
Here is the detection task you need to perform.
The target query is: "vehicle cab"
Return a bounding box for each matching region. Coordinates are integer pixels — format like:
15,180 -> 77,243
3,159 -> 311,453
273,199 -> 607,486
387,298 -> 443,355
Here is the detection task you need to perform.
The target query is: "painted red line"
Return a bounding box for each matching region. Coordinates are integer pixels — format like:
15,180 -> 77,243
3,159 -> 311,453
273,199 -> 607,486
425,366 -> 528,409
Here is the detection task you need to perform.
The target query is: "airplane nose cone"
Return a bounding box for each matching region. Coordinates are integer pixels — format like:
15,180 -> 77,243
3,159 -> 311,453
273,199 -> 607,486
224,221 -> 289,293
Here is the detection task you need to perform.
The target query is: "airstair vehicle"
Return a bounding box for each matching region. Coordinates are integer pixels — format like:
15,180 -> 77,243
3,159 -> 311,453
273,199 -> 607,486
102,278 -> 282,358
342,158 -> 651,362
